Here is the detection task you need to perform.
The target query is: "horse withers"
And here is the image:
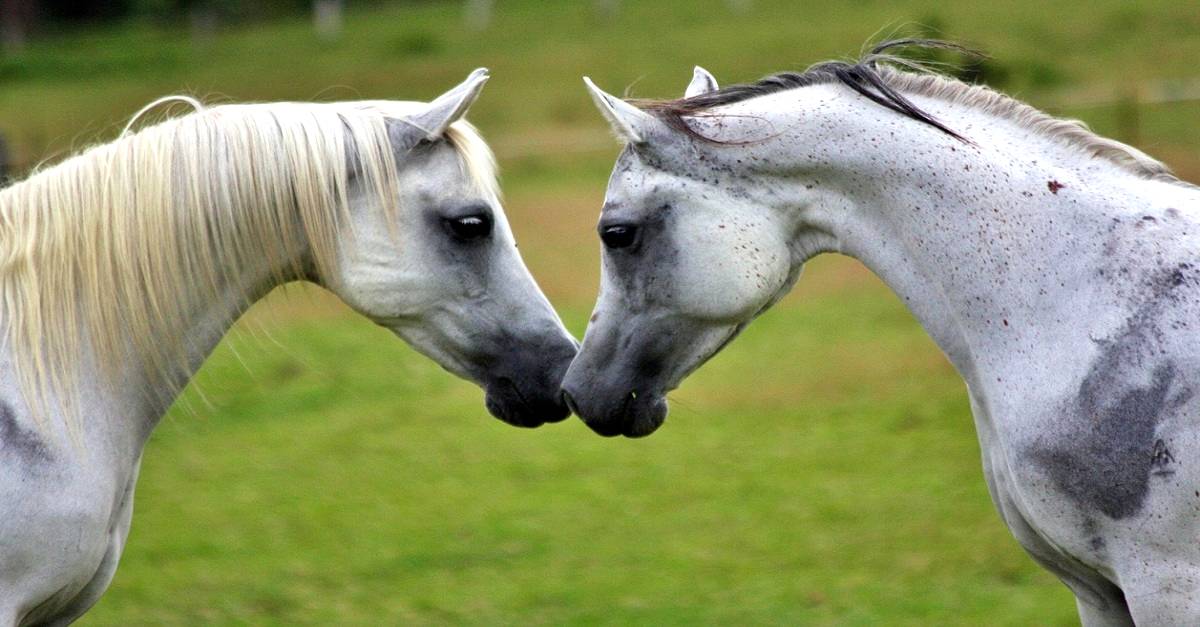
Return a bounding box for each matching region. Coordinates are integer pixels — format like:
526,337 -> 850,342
565,41 -> 1200,624
0,70 -> 576,624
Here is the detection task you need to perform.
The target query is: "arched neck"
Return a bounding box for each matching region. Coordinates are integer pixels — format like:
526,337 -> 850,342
779,121 -> 1196,413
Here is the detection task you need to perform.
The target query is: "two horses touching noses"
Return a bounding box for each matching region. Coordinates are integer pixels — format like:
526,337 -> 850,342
3,38 -> 1199,625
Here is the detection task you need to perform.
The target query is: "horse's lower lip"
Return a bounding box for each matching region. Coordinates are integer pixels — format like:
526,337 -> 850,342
486,378 -> 572,428
584,417 -> 627,438
570,393 -> 668,438
620,407 -> 667,438
591,415 -> 664,438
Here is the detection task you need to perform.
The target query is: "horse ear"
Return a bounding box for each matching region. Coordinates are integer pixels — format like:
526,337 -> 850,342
583,77 -> 654,145
685,66 -> 718,98
402,68 -> 490,140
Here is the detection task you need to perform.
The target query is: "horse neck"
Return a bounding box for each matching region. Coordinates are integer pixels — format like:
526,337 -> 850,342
754,89 -> 1198,402
123,243 -> 304,447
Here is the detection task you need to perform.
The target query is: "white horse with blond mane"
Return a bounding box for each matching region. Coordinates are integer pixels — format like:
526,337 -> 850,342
565,41 -> 1200,624
0,70 -> 577,625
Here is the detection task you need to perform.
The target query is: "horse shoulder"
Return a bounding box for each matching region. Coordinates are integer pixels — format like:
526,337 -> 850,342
0,376 -> 131,624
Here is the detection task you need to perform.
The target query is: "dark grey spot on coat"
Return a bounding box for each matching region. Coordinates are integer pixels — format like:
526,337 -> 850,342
0,401 -> 51,463
1029,263 -> 1194,519
1031,363 -> 1182,519
1081,518 -> 1107,552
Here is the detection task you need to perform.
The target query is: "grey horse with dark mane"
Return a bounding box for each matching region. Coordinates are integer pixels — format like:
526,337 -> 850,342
566,40 -> 1200,624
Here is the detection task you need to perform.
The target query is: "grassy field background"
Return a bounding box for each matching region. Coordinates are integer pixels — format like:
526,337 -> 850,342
3,0 -> 1200,623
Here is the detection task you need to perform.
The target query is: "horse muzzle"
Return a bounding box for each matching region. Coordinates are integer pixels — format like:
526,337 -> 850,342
560,376 -> 669,438
482,334 -> 577,428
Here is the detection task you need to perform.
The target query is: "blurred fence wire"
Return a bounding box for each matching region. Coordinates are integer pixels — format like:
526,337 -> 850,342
1046,78 -> 1200,148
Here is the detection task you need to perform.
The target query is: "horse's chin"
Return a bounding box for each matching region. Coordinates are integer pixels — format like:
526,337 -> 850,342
484,377 -> 572,428
563,390 -> 669,438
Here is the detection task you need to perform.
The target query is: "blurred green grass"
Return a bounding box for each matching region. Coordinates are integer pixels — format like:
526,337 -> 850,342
100,275 -> 1075,625
2,0 -> 1196,623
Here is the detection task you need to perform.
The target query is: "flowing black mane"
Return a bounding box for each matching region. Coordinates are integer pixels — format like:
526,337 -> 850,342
637,39 -> 975,143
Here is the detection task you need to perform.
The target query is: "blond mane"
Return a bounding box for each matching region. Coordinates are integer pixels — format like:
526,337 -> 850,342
0,97 -> 497,429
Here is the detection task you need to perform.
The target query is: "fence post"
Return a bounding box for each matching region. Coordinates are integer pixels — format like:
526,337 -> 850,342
314,0 -> 344,41
464,0 -> 494,31
0,0 -> 34,55
189,4 -> 219,47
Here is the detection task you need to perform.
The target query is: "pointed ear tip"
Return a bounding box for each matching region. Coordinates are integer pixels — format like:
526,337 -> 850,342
582,77 -> 607,99
455,71 -> 488,101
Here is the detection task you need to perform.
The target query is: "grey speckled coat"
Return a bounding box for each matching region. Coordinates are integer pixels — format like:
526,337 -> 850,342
566,68 -> 1200,625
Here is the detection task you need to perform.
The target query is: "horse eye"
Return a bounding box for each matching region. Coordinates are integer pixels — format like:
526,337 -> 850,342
444,214 -> 493,241
600,224 -> 638,250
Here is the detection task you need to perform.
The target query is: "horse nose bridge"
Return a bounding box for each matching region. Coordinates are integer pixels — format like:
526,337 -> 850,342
537,328 -> 580,384
501,289 -> 576,351
561,350 -> 595,389
562,344 -> 626,405
562,339 -> 604,387
577,311 -> 624,362
560,353 -> 597,409
491,321 -> 577,388
487,280 -> 571,341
